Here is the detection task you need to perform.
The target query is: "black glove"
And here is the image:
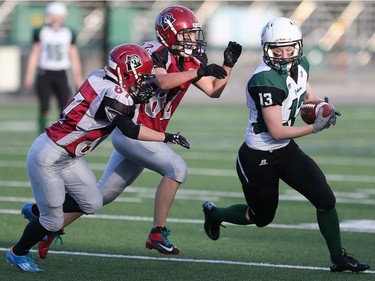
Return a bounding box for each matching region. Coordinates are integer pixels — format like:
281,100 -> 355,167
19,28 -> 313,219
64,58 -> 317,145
164,132 -> 190,149
197,64 -> 227,79
223,41 -> 242,67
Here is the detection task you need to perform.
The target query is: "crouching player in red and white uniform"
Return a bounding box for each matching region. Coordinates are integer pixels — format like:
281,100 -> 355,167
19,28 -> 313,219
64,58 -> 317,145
6,43 -> 189,273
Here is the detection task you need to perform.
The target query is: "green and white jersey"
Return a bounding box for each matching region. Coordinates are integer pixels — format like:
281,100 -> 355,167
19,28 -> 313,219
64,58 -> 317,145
245,56 -> 309,151
33,25 -> 76,71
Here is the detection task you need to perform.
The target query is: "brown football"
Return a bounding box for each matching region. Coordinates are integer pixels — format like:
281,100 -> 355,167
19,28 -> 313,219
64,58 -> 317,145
300,100 -> 333,124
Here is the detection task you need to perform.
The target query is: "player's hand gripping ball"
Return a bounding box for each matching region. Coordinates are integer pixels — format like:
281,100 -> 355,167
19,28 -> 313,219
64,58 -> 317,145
300,100 -> 333,124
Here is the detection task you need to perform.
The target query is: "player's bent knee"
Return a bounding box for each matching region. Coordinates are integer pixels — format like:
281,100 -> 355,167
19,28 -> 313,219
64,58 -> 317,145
317,202 -> 336,211
80,198 -> 103,214
41,216 -> 64,232
315,196 -> 336,211
164,155 -> 188,182
253,213 -> 275,227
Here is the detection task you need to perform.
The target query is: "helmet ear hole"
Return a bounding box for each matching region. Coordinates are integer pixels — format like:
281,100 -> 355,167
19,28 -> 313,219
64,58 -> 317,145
123,73 -> 129,80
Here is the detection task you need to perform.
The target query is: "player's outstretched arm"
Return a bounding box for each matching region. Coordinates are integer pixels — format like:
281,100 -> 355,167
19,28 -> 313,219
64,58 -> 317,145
113,114 -> 190,148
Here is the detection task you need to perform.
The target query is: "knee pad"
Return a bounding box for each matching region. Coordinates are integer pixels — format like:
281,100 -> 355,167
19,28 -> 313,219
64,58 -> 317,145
164,154 -> 188,183
80,197 -> 103,214
40,213 -> 64,232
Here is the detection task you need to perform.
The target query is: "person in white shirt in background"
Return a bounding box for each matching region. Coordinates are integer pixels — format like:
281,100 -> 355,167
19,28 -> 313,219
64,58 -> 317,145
24,1 -> 83,134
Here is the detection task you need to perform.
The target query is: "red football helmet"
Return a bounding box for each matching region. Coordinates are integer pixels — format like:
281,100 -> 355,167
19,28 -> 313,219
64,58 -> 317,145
155,5 -> 206,57
105,43 -> 156,103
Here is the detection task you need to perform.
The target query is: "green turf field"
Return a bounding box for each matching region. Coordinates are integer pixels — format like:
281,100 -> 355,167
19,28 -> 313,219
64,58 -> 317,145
0,101 -> 374,280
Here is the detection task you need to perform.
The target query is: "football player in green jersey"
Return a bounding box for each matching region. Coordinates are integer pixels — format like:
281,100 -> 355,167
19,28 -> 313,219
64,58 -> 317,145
202,17 -> 369,273
24,2 -> 83,134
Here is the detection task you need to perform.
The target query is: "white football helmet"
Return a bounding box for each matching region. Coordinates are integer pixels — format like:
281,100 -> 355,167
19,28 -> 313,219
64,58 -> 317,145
45,2 -> 67,18
45,2 -> 67,28
261,17 -> 303,73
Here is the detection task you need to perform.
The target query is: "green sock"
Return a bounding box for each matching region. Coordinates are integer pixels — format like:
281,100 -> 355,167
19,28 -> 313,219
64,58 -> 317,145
212,204 -> 251,225
317,208 -> 342,257
38,115 -> 47,134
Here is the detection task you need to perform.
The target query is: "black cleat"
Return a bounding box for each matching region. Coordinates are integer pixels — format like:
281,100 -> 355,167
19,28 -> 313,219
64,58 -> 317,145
330,248 -> 370,273
202,201 -> 225,240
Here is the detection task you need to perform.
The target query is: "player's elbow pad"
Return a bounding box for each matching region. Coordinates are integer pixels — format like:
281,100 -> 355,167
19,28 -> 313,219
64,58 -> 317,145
113,115 -> 140,140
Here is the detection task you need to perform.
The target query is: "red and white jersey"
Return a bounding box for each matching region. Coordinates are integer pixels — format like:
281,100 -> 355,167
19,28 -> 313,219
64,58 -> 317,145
137,40 -> 207,132
46,69 -> 135,157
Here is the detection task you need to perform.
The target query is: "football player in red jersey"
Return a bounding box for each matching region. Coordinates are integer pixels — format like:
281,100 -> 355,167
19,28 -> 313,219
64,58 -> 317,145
20,5 -> 241,257
99,5 -> 241,255
6,43 -> 189,272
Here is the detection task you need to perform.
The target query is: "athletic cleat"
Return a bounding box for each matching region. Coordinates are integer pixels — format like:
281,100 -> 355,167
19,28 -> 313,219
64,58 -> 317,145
21,202 -> 38,222
330,248 -> 370,272
6,247 -> 44,272
38,229 -> 65,259
202,201 -> 224,240
145,227 -> 180,255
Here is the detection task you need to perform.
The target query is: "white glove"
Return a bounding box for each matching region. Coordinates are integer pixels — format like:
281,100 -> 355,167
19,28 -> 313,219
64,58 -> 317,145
312,107 -> 336,133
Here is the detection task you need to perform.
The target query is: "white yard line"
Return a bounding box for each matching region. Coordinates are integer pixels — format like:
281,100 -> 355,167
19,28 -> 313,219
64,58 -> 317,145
0,247 -> 374,274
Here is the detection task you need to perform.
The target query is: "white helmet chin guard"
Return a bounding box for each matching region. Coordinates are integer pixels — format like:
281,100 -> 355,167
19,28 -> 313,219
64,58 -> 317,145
261,17 -> 303,73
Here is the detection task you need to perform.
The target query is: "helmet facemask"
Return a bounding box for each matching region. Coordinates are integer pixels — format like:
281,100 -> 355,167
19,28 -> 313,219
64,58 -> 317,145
121,56 -> 156,104
173,27 -> 206,57
263,40 -> 303,73
128,74 -> 157,104
261,17 -> 303,74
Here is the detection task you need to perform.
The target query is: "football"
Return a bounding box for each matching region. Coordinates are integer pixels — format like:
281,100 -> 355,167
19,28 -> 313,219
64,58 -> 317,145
300,100 -> 333,124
